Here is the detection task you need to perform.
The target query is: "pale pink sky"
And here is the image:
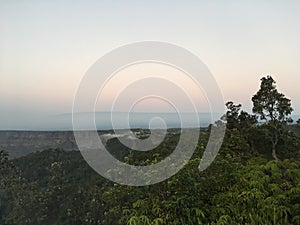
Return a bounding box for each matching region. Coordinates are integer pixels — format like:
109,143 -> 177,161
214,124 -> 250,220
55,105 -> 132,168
1,0 -> 300,127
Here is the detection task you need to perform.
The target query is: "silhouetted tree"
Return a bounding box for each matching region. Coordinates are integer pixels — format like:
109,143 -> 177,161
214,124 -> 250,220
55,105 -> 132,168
252,76 -> 293,160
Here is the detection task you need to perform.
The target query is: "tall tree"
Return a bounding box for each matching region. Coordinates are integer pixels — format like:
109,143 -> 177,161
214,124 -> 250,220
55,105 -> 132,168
252,76 -> 293,160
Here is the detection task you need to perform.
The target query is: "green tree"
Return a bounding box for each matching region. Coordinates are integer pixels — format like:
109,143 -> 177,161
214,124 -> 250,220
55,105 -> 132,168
252,76 -> 293,123
41,162 -> 68,225
252,76 -> 293,160
225,101 -> 257,153
0,150 -> 17,224
0,150 -> 16,187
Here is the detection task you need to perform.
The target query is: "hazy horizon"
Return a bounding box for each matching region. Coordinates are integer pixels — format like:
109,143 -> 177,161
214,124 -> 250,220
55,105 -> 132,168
1,111 -> 299,131
0,111 -> 222,131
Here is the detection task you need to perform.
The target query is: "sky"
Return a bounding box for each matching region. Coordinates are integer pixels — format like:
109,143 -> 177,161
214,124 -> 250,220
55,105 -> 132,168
1,0 -> 300,129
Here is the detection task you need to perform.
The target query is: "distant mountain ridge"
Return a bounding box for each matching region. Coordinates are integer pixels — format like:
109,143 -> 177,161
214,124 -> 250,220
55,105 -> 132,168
0,131 -> 78,158
0,128 -> 180,158
2,111 -> 299,131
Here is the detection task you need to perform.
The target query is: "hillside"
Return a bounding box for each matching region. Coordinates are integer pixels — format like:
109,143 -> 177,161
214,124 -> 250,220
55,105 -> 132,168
0,131 -> 78,158
0,129 -> 182,158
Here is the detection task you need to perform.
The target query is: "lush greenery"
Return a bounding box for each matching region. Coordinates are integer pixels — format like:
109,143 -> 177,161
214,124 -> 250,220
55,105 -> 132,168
1,76 -> 300,225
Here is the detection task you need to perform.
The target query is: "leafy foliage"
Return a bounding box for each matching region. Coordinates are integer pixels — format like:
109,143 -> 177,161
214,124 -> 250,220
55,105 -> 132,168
252,76 -> 293,123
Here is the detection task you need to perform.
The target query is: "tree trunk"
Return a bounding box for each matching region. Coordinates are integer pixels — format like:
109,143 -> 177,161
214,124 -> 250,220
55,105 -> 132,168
272,146 -> 280,161
271,131 -> 280,161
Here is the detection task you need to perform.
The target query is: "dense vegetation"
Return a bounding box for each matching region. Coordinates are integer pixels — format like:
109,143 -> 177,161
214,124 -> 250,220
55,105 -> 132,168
1,76 -> 300,225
